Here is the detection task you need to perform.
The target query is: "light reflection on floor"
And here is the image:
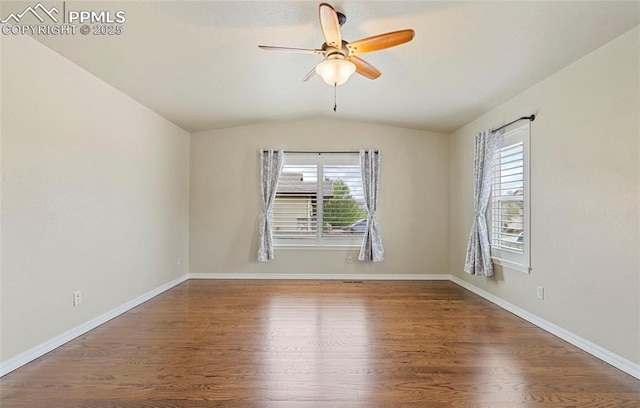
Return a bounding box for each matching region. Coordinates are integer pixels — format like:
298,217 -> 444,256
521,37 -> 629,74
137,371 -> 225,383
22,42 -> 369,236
264,296 -> 372,401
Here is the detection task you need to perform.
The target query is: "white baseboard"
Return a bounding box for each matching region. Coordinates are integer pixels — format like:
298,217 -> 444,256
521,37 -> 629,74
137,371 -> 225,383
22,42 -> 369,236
449,275 -> 640,380
0,274 -> 189,377
188,272 -> 451,281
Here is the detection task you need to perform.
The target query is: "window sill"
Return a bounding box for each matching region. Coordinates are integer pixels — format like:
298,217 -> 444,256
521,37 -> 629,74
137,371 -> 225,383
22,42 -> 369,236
275,245 -> 361,251
492,257 -> 531,274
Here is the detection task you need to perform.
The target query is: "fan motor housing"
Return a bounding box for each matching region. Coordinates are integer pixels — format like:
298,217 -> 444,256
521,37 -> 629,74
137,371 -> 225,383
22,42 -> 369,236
322,40 -> 350,58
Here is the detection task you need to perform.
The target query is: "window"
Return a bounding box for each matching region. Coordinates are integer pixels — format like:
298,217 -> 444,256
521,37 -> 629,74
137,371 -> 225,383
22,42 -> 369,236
273,152 -> 366,248
489,123 -> 530,273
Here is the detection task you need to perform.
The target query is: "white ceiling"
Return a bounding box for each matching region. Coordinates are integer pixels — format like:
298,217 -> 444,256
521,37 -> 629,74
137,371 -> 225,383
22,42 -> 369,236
15,1 -> 640,133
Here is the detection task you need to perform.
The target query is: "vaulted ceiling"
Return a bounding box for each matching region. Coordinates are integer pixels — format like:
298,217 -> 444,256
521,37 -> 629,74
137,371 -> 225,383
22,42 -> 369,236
13,1 -> 640,133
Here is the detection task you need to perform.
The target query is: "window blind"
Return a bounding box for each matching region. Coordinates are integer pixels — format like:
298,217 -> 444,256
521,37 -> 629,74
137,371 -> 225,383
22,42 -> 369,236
273,152 -> 366,247
272,154 -> 319,240
491,141 -> 524,252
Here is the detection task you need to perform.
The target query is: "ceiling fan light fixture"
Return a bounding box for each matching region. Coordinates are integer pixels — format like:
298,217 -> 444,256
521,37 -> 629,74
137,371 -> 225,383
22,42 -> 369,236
315,58 -> 356,85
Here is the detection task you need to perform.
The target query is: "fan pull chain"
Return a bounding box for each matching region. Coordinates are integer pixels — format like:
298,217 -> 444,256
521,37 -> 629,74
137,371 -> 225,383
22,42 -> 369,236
333,83 -> 337,112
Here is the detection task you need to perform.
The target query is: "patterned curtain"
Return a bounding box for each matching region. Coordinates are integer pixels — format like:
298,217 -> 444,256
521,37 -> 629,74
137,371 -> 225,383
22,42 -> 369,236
464,130 -> 501,276
257,149 -> 285,262
358,149 -> 384,262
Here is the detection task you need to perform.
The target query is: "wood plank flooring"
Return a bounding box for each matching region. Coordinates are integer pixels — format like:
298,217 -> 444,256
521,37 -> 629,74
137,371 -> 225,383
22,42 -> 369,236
1,280 -> 639,407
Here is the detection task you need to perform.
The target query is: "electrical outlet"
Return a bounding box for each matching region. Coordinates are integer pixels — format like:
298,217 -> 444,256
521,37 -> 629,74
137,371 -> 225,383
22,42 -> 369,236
73,290 -> 82,306
536,286 -> 544,300
346,254 -> 353,263
177,257 -> 182,267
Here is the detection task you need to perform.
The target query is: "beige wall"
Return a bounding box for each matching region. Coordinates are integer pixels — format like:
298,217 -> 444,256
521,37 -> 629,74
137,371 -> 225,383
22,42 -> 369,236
449,27 -> 639,364
1,35 -> 190,361
190,119 -> 449,276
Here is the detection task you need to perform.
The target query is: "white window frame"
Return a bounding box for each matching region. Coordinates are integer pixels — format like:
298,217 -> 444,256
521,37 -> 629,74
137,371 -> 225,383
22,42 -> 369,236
274,152 -> 365,250
489,123 -> 531,273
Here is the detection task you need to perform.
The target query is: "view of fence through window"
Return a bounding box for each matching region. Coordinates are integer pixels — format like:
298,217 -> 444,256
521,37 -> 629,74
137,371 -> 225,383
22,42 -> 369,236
272,153 -> 366,245
491,141 -> 524,252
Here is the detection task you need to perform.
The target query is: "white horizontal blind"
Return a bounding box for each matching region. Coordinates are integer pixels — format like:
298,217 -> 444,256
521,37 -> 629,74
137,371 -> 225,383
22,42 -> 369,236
322,154 -> 366,239
273,152 -> 366,247
272,154 -> 318,243
491,141 -> 524,252
489,123 -> 530,272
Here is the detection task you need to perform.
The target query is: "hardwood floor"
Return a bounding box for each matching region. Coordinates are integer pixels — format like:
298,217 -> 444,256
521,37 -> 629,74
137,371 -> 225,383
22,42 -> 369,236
1,280 -> 639,407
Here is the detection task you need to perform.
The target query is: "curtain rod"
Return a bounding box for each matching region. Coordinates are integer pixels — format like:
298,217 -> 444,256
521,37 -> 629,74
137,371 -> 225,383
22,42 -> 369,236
491,114 -> 535,133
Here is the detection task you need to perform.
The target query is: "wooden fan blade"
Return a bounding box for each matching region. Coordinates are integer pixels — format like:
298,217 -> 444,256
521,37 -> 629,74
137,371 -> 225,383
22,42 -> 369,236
347,29 -> 415,55
349,56 -> 381,80
302,66 -> 318,82
259,45 -> 323,55
319,3 -> 342,48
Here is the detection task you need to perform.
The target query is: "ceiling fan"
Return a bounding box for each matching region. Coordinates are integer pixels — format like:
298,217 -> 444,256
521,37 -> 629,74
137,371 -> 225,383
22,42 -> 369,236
259,2 -> 415,86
